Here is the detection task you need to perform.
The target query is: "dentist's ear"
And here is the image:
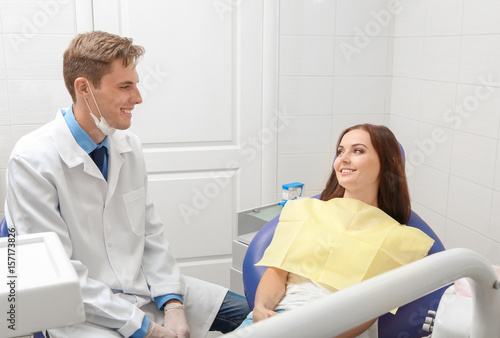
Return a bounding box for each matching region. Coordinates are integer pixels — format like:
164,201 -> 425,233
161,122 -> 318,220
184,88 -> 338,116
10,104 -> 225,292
74,77 -> 91,98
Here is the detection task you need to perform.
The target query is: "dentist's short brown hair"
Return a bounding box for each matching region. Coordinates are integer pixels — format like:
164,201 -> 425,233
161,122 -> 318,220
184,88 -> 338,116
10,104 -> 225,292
63,30 -> 145,102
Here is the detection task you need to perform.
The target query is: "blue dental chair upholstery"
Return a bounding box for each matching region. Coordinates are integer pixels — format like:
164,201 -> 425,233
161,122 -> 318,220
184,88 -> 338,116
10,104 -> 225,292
242,143 -> 447,338
1,217 -> 46,338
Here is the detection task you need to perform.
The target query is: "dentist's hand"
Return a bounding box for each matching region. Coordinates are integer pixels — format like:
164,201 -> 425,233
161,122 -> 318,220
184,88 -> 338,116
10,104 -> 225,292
144,321 -> 177,338
163,301 -> 190,338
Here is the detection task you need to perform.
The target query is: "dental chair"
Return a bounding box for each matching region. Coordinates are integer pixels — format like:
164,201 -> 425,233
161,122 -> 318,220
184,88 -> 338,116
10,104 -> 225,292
1,217 -> 46,338
242,145 -> 447,338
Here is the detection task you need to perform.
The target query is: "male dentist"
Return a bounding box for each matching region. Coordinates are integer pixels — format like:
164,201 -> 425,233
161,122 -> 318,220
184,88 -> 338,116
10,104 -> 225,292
5,30 -> 249,338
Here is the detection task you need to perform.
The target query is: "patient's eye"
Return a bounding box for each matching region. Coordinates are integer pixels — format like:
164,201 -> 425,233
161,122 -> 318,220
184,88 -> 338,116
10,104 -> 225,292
354,148 -> 364,154
337,148 -> 345,155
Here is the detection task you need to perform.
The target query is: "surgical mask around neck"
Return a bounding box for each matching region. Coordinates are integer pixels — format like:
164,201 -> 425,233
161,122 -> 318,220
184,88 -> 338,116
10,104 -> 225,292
84,79 -> 116,135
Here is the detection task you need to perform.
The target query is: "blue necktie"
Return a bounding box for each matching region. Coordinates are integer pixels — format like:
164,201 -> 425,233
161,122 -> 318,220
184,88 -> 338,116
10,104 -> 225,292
90,147 -> 106,174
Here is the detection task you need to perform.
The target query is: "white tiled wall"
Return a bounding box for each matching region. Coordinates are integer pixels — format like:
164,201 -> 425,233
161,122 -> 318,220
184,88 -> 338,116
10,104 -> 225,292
1,1 -> 499,266
0,1 -> 80,220
388,0 -> 500,264
277,0 -> 500,264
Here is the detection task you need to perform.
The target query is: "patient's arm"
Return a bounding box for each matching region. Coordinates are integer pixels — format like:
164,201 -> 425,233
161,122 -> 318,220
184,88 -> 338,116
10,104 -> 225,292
253,267 -> 289,323
334,318 -> 377,338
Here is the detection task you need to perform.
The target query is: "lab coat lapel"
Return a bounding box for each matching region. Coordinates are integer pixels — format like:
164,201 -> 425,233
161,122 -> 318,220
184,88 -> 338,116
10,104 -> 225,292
52,110 -> 103,180
106,133 -> 133,204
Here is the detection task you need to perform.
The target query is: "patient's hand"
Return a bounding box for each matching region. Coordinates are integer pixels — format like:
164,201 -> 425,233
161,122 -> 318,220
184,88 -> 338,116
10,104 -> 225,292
252,305 -> 280,323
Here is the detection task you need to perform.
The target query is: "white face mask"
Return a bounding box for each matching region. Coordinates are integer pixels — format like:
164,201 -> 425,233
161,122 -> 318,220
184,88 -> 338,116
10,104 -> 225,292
84,79 -> 116,135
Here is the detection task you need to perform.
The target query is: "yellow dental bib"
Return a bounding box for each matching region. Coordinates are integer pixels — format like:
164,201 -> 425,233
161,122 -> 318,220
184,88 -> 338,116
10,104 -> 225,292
257,198 -> 434,293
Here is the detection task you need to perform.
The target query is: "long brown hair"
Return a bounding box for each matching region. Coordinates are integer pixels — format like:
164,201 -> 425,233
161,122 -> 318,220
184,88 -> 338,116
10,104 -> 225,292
320,124 -> 411,224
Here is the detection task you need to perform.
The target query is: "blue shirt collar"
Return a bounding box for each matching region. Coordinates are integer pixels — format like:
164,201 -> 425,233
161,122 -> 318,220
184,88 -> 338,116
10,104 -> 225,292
62,106 -> 109,154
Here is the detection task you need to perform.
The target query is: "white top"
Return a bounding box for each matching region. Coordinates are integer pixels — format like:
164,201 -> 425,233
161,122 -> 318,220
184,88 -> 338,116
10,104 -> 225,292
275,273 -> 378,338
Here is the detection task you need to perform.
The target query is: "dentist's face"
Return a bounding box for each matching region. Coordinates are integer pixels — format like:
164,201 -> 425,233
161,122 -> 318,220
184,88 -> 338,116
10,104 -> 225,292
334,129 -> 381,197
87,59 -> 143,130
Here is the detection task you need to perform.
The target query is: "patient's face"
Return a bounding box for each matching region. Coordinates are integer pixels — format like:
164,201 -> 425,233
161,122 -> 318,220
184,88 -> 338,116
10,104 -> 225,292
334,129 -> 381,199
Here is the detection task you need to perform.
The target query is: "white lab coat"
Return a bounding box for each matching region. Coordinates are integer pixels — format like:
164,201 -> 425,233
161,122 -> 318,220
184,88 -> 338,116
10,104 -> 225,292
5,109 -> 227,337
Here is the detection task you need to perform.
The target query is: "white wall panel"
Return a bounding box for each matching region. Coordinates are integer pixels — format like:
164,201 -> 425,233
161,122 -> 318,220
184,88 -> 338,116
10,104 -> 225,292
148,172 -> 234,260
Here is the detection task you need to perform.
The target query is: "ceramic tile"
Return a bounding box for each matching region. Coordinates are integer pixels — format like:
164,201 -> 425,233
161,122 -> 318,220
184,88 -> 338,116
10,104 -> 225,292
458,35 -> 500,86
390,77 -> 421,120
279,76 -> 333,116
280,36 -> 335,76
0,36 -> 6,79
277,153 -> 332,192
332,76 -> 387,115
450,131 -> 496,188
489,191 -> 500,242
416,122 -> 453,173
330,114 -> 385,148
420,80 -> 457,128
414,164 -> 449,215
393,0 -> 426,37
392,37 -> 424,78
424,0 -> 463,36
11,124 -> 42,145
0,126 -> 12,170
388,115 -> 419,177
0,81 -> 10,125
495,140 -> 500,191
453,83 -> 500,139
8,80 -> 68,125
4,34 -> 73,79
335,0 -> 393,37
411,201 -> 446,241
446,175 -> 493,236
447,220 -> 500,265
0,0 -> 75,34
462,0 -> 500,35
278,115 -> 332,155
334,37 -> 388,76
280,0 -> 336,36
422,36 -> 460,83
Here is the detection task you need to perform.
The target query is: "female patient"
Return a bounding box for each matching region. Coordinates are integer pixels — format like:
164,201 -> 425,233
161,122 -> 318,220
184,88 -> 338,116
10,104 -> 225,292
239,124 -> 434,337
